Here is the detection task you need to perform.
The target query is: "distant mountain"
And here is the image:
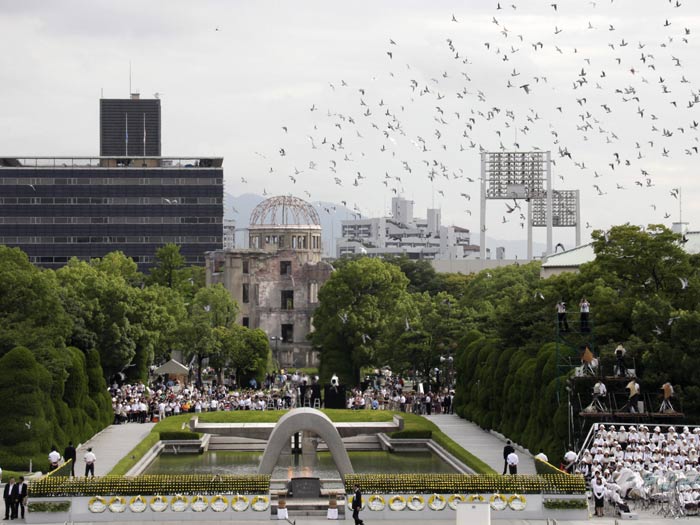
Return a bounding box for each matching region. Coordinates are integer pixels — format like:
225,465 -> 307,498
225,193 -> 546,260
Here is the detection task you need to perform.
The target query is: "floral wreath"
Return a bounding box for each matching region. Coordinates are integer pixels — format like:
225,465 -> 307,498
149,495 -> 168,512
428,494 -> 447,511
448,494 -> 466,510
489,493 -> 507,511
388,495 -> 407,511
88,496 -> 107,513
108,496 -> 127,513
467,494 -> 485,503
231,494 -> 250,511
170,494 -> 188,512
507,494 -> 527,511
210,494 -> 228,512
251,495 -> 269,511
128,495 -> 147,513
191,495 -> 208,512
368,494 -> 385,511
407,494 -> 426,511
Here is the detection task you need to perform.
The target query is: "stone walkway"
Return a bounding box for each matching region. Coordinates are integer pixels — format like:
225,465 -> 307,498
425,413 -> 537,475
74,422 -> 155,476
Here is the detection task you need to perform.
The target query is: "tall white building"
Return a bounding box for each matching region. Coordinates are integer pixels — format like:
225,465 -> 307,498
336,197 -> 478,260
223,219 -> 236,249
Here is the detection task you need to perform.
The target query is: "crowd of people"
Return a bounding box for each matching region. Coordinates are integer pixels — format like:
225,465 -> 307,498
108,370 -> 455,423
576,423 -> 700,517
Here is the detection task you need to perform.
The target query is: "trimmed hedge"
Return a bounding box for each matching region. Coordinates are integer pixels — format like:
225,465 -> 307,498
543,498 -> 588,509
388,430 -> 432,439
344,473 -> 586,494
159,431 -> 201,441
27,501 -> 71,513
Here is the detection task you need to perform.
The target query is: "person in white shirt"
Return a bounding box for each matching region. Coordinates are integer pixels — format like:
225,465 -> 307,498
534,450 -> 549,463
48,447 -> 61,473
84,448 -> 96,477
506,451 -> 519,474
592,476 -> 606,516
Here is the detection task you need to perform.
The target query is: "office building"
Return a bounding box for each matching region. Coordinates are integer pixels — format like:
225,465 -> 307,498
0,156 -> 223,270
336,196 -> 478,260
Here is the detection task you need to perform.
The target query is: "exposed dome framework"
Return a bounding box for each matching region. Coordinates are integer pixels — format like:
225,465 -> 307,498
249,195 -> 320,226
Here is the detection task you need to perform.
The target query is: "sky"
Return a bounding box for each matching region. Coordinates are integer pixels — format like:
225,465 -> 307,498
1,0 -> 699,252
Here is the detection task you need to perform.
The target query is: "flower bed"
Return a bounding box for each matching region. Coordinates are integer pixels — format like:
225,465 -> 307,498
343,474 -> 585,494
29,474 -> 270,497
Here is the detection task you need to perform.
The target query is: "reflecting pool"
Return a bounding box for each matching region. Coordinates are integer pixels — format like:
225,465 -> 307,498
145,450 -> 456,478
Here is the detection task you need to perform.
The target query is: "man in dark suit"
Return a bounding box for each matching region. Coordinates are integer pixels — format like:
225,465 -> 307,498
351,484 -> 363,525
17,476 -> 28,519
3,477 -> 16,520
64,441 -> 77,477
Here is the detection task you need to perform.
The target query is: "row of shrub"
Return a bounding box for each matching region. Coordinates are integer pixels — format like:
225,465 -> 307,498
29,475 -> 271,497
343,474 -> 586,494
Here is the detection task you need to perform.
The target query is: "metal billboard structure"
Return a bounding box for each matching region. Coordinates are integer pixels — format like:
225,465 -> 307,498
480,151 -> 553,259
531,189 -> 581,250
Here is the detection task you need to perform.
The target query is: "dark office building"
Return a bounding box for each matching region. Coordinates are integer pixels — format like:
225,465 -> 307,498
0,156 -> 223,271
100,94 -> 161,157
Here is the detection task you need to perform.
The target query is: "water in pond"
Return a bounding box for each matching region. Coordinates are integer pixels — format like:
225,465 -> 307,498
145,450 -> 456,478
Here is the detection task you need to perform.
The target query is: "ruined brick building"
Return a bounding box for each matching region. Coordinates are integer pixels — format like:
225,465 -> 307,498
206,196 -> 332,368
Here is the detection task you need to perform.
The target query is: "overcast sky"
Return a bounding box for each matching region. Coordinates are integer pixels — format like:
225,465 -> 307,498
1,0 -> 699,249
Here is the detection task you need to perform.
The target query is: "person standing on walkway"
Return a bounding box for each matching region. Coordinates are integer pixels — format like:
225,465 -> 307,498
17,477 -> 27,520
352,484 -> 364,525
84,447 -> 96,477
506,450 -> 519,475
592,475 -> 606,517
502,440 -> 515,475
64,441 -> 77,477
615,343 -> 627,377
3,477 -> 16,520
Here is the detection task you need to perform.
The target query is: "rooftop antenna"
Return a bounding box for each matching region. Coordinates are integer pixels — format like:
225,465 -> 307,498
679,187 -> 683,225
129,61 -> 132,96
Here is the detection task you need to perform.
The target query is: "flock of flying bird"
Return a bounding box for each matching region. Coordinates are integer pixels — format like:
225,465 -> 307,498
242,1 -> 697,235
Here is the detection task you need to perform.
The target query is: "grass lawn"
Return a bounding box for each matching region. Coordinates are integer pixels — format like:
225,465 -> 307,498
108,409 -> 495,475
2,470 -> 30,483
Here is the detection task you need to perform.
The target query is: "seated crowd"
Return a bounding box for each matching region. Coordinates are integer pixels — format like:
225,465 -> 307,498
110,370 -> 454,423
576,423 -> 700,515
578,424 -> 700,479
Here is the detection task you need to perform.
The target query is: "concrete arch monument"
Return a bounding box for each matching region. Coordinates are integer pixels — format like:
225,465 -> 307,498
258,408 -> 354,480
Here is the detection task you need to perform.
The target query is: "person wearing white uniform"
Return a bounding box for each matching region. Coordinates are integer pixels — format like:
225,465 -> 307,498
506,451 -> 519,475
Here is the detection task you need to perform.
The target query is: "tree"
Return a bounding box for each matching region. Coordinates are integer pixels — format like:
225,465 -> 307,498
176,285 -> 239,386
591,224 -> 692,296
148,243 -> 186,288
312,258 -> 410,385
56,259 -> 137,380
0,246 -> 72,359
212,325 -> 270,386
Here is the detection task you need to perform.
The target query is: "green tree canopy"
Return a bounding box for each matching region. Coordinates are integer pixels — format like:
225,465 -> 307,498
313,257 -> 411,385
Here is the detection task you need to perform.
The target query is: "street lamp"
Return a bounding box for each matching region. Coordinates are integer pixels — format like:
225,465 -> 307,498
270,336 -> 280,362
440,354 -> 454,390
